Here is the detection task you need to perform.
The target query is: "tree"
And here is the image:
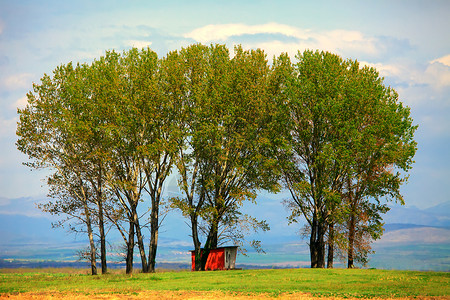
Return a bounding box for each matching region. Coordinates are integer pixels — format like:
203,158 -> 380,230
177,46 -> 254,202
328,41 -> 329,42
171,44 -> 276,270
131,48 -> 181,273
71,61 -> 110,274
17,47 -> 181,274
84,47 -> 180,273
16,62 -> 108,274
279,50 -> 417,268
340,63 -> 417,268
40,170 -> 99,275
18,44 -> 416,273
316,62 -> 418,269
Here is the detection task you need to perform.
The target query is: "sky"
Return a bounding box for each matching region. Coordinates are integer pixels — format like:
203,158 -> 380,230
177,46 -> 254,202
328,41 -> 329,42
0,0 -> 449,214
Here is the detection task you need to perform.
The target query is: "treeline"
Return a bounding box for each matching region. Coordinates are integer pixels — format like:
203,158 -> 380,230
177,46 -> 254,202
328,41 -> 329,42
16,44 -> 417,274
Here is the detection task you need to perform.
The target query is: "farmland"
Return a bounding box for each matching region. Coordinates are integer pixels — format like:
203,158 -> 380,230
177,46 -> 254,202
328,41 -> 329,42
1,268 -> 449,299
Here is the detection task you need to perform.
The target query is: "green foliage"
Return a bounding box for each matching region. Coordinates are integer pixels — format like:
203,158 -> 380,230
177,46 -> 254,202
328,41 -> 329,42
16,44 -> 417,271
278,50 -> 417,267
170,44 -> 277,264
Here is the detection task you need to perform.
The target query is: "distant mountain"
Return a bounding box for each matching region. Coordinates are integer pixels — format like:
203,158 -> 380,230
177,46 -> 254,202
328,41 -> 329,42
0,197 -> 449,271
371,225 -> 450,271
384,223 -> 429,232
370,203 -> 450,271
0,214 -> 70,244
424,201 -> 450,217
382,202 -> 450,227
376,225 -> 450,245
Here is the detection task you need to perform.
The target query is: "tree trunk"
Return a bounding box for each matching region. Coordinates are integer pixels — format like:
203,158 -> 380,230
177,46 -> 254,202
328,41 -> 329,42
125,221 -> 135,274
97,200 -> 107,274
200,222 -> 219,271
133,210 -> 148,273
347,212 -> 356,269
327,222 -> 334,269
310,215 -> 326,268
208,222 -> 219,249
310,217 -> 318,268
317,224 -> 326,268
84,202 -> 97,275
96,166 -> 107,274
147,199 -> 159,273
191,215 -> 202,271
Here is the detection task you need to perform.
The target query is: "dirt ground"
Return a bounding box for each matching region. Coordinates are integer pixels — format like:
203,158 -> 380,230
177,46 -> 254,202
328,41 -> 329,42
1,291 -> 449,300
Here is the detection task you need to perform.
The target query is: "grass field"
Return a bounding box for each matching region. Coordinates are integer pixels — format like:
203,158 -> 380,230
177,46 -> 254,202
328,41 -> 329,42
1,268 -> 449,299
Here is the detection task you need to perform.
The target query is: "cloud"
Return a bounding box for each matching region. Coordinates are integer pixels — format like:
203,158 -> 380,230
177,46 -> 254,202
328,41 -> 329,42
2,73 -> 34,91
126,40 -> 153,49
11,96 -> 28,110
318,29 -> 378,57
184,23 -> 408,61
424,60 -> 450,89
360,61 -> 405,78
361,55 -> 450,94
72,49 -> 106,63
184,23 -> 309,43
431,54 -> 450,67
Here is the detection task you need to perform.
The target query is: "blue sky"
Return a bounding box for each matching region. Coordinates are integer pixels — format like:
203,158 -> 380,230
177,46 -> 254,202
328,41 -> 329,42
0,0 -> 449,214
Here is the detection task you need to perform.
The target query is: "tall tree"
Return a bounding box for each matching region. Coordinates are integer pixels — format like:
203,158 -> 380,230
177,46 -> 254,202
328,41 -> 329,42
279,50 -> 417,268
281,50 -> 350,268
91,49 -> 152,273
91,47 -> 179,273
17,47 -> 179,274
16,62 -> 108,274
340,63 -> 417,268
130,48 -> 181,273
72,61 -> 110,274
40,170 -> 99,275
171,44 -> 276,270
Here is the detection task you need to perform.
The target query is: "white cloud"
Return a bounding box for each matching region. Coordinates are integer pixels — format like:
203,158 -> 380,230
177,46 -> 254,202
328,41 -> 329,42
184,23 -> 310,43
424,60 -> 450,89
185,23 -> 389,60
361,58 -> 450,98
319,30 -> 378,57
402,61 -> 450,91
73,49 -> 106,62
2,73 -> 34,91
126,40 -> 153,49
11,96 -> 28,110
360,61 -> 405,78
431,54 -> 450,67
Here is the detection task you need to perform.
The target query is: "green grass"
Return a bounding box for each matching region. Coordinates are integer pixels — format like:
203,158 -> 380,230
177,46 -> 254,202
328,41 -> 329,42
1,268 -> 449,298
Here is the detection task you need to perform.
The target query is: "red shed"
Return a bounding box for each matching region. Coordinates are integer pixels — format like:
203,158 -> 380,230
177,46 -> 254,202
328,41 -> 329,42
191,246 -> 238,271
